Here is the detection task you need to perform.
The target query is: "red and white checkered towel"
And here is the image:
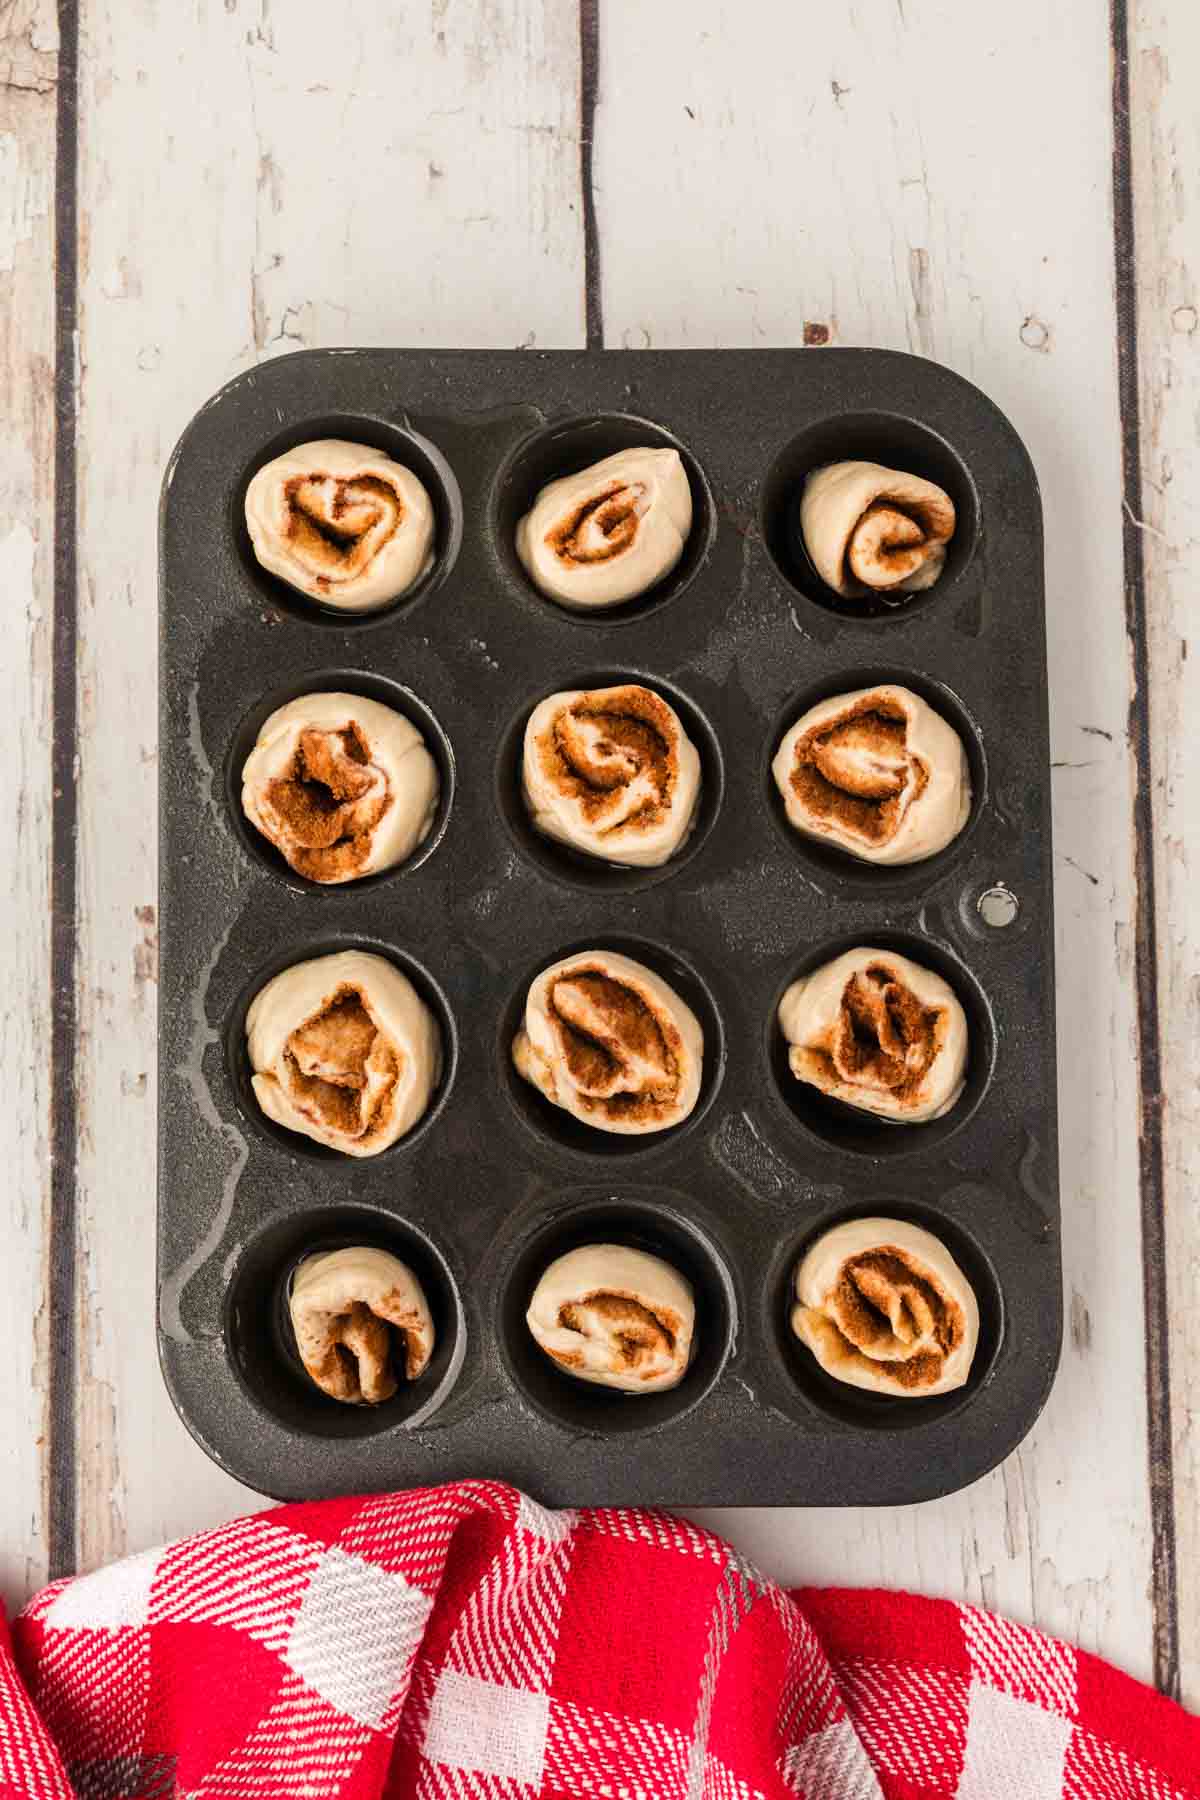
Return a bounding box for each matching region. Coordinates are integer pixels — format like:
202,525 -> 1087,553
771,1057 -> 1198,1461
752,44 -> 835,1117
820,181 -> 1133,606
1,1480 -> 1195,1798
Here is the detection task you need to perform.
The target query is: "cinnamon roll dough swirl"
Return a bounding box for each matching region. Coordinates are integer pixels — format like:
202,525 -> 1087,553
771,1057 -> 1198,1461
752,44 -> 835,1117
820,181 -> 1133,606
527,1243 -> 695,1393
791,1217 -> 978,1397
523,683 -> 701,868
289,1246 -> 435,1405
778,946 -> 967,1123
800,461 -> 955,600
516,447 -> 692,609
242,692 -> 439,883
246,950 -> 441,1155
513,949 -> 703,1135
772,684 -> 969,865
244,438 -> 435,610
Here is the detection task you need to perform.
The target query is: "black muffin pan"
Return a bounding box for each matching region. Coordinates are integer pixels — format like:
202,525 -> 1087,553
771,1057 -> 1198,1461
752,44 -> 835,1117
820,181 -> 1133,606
158,348 -> 1060,1506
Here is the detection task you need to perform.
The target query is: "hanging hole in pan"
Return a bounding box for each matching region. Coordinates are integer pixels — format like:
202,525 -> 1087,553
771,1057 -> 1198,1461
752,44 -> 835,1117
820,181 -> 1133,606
977,884 -> 1020,929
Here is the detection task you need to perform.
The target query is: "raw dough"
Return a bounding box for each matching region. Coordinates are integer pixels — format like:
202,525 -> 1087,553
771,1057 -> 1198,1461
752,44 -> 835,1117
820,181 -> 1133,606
792,1216 -> 978,1396
778,946 -> 967,1123
772,684 -> 969,865
527,1242 -> 695,1392
800,460 -> 955,600
516,446 -> 692,609
247,950 -> 441,1155
242,691 -> 438,882
513,949 -> 703,1135
245,438 -> 435,610
522,683 -> 701,868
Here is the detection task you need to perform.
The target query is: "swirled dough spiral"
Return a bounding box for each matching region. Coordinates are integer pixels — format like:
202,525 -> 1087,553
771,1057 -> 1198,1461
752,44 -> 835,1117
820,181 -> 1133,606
513,949 -> 703,1135
792,1217 -> 978,1397
247,950 -> 441,1155
522,683 -> 701,867
245,438 -> 435,610
527,1243 -> 694,1393
242,692 -> 439,882
800,461 -> 955,600
289,1245 -> 435,1404
516,447 -> 692,609
778,946 -> 967,1123
772,684 -> 969,865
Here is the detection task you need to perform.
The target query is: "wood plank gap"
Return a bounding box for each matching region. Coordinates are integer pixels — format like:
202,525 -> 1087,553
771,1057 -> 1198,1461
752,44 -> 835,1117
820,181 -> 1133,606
48,0 -> 80,1584
579,0 -> 603,348
1109,0 -> 1178,1702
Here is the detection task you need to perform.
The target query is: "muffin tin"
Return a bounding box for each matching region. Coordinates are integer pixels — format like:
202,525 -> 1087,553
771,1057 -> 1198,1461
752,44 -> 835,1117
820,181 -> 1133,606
158,347 -> 1060,1506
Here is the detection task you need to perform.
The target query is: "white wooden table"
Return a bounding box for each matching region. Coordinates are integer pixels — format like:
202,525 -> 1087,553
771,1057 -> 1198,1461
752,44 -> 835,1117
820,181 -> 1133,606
4,0 -> 1195,1709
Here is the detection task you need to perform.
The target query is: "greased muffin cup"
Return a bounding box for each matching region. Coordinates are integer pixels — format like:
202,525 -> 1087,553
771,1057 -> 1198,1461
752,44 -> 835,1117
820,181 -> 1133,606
160,347 -> 1057,1506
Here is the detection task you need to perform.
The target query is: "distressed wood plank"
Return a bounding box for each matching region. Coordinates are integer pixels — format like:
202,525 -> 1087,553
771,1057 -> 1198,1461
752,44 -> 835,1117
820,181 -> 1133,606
592,0 -> 1156,1682
1128,0 -> 1200,1710
73,0 -> 584,1570
0,0 -> 57,1607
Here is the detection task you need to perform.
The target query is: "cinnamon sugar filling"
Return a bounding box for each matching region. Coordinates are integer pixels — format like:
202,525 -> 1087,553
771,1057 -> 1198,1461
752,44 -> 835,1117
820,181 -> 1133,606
810,965 -> 943,1105
819,1247 -> 964,1391
547,480 -> 647,565
558,1292 -> 676,1371
548,970 -> 681,1124
281,988 -> 399,1138
262,723 -> 390,879
538,687 -> 676,830
845,493 -> 954,588
307,1302 -> 398,1402
789,696 -> 926,845
282,472 -> 404,586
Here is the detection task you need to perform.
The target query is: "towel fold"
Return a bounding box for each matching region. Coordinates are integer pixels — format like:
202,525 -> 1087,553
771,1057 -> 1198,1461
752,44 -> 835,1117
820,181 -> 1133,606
1,1480 -> 1194,1798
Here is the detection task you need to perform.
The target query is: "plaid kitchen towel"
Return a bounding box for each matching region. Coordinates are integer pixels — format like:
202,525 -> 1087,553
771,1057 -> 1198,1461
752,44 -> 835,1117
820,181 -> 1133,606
1,1480 -> 1195,1799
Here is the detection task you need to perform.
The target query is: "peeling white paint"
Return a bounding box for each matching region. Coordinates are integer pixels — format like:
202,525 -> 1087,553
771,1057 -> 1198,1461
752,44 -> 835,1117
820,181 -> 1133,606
0,130 -> 51,276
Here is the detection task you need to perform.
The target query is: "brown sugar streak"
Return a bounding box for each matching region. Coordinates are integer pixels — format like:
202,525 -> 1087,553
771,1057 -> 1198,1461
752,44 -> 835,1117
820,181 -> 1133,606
789,695 -> 926,845
540,686 -> 676,829
547,479 -> 645,565
548,969 -> 681,1123
262,722 -> 389,880
559,1292 -> 676,1368
844,490 -> 955,588
826,1246 -> 963,1391
282,988 -> 399,1138
305,1301 -> 398,1403
282,472 -> 403,578
813,964 -> 942,1105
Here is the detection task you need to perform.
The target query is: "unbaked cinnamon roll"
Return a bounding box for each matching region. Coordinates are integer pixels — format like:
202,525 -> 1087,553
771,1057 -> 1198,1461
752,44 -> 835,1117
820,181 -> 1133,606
778,946 -> 967,1123
512,949 -> 703,1135
245,438 -> 435,610
527,1243 -> 694,1393
516,447 -> 692,609
241,692 -> 439,882
791,1217 -> 978,1396
800,461 -> 955,600
289,1246 -> 434,1404
522,683 -> 701,868
246,950 -> 441,1155
772,684 -> 969,865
